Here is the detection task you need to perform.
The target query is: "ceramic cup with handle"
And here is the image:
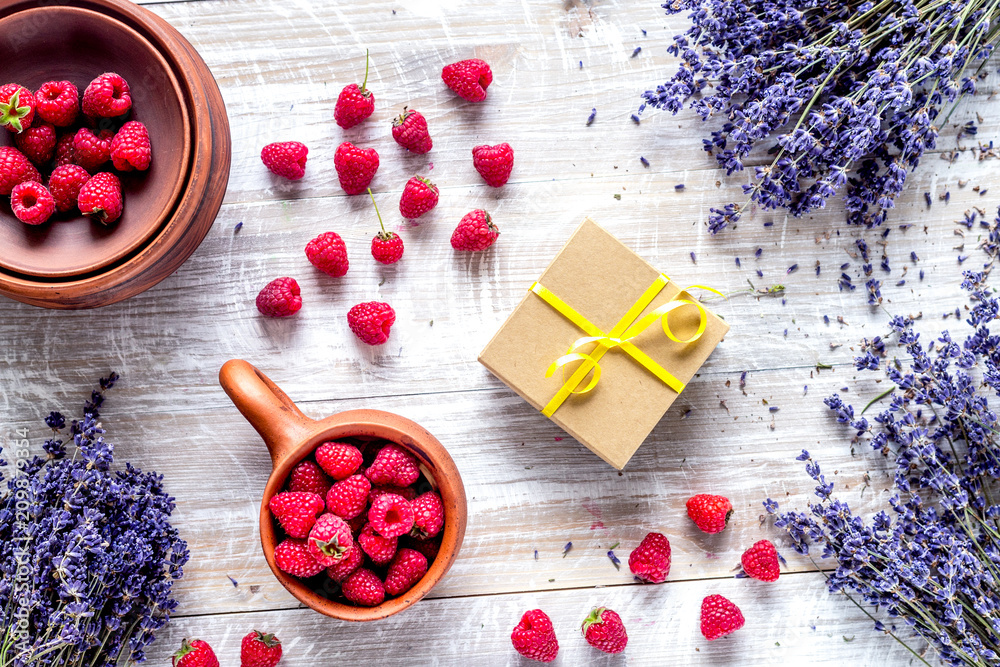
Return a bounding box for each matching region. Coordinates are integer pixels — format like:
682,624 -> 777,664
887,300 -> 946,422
219,359 -> 467,621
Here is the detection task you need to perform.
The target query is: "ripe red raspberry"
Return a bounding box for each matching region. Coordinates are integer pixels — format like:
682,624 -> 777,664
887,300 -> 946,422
110,121 -> 151,172
366,443 -> 419,487
0,146 -> 41,196
370,485 -> 417,505
326,474 -> 371,520
399,176 -> 438,220
53,133 -> 75,168
304,231 -> 349,277
81,73 -> 131,117
686,494 -> 733,534
77,172 -> 123,224
341,568 -> 385,607
255,277 -> 302,317
368,189 -> 403,264
287,460 -> 332,496
442,59 -> 493,102
582,607 -> 628,654
368,493 -> 414,539
347,301 -> 396,345
741,539 -> 780,582
403,535 -> 440,561
358,524 -> 397,565
261,141 -> 308,180
334,51 -> 374,129
326,536 -> 363,582
451,210 -> 499,251
628,532 -> 671,583
240,631 -> 282,667
511,609 -> 559,663
14,123 -> 56,165
48,165 -> 91,213
173,639 -> 219,667
384,548 -> 428,596
472,143 -> 514,187
0,84 -> 35,133
72,128 -> 114,172
315,441 -> 363,480
306,513 -> 355,567
334,142 -> 379,195
410,491 -> 444,539
35,80 -> 79,126
11,181 -> 55,226
268,491 -> 325,539
700,594 -> 745,640
273,538 -> 324,578
391,109 -> 432,154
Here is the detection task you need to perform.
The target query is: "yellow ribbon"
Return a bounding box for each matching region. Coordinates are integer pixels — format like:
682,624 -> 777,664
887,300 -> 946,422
531,275 -> 722,417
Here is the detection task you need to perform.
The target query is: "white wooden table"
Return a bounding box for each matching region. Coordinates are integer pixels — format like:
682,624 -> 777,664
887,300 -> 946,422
4,0 -> 990,663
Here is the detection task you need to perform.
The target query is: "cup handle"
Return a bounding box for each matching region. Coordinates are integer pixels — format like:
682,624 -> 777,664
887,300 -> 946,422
219,359 -> 318,467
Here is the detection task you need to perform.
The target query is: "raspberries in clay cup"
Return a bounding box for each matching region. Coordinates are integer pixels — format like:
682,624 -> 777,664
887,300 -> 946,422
306,513 -> 355,567
315,441 -> 363,480
261,141 -> 308,180
687,493 -> 734,534
0,146 -> 41,196
326,535 -> 363,582
411,491 -> 444,539
287,460 -> 332,496
442,58 -> 493,102
49,165 -> 90,213
384,548 -> 428,596
35,80 -> 79,127
77,172 -> 123,225
0,84 -> 35,133
741,539 -> 780,582
700,594 -> 745,641
347,301 -> 396,345
582,607 -> 628,654
240,630 -> 282,667
110,121 -> 152,172
334,141 -> 379,195
15,123 -> 56,166
305,231 -> 349,277
11,181 -> 55,226
334,50 -> 374,129
511,609 -> 559,663
367,443 -> 419,487
326,473 -> 371,520
72,128 -> 114,173
391,108 -> 432,154
256,277 -> 302,318
358,524 -> 398,565
81,72 -> 131,117
341,568 -> 385,607
451,209 -> 499,251
472,142 -> 514,187
273,538 -> 325,578
53,134 -> 75,169
368,493 -> 414,538
628,532 -> 671,583
399,176 -> 438,220
368,188 -> 403,264
268,491 -> 325,539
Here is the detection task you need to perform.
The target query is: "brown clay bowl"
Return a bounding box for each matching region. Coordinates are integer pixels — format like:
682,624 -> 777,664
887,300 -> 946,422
0,5 -> 190,278
219,360 -> 468,622
0,0 -> 231,309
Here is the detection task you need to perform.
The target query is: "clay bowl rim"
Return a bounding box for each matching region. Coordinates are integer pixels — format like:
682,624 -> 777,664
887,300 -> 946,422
0,4 -> 192,279
259,410 -> 468,622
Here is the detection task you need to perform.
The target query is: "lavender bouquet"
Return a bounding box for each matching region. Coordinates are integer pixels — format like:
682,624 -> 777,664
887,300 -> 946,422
767,272 -> 1000,665
642,0 -> 998,232
0,375 -> 189,666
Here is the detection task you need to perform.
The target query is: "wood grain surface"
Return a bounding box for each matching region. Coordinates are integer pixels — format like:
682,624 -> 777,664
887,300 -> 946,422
1,0 -> 993,663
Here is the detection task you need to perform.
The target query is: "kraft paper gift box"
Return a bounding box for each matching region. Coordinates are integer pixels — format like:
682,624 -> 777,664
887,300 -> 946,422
478,218 -> 729,469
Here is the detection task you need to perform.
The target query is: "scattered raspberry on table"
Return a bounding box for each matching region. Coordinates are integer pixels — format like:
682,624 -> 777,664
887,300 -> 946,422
261,141 -> 308,180
442,58 -> 493,102
451,209 -> 499,251
334,51 -> 374,129
582,607 -> 628,654
399,175 -> 439,220
239,630 -> 282,667
628,531 -> 671,583
335,142 -> 379,195
255,277 -> 303,318
368,188 -> 404,264
347,301 -> 396,345
700,594 -> 745,640
305,231 -> 349,277
741,539 -> 780,582
172,638 -> 220,667
392,108 -> 432,154
472,142 -> 513,187
686,494 -> 734,534
511,609 -> 559,663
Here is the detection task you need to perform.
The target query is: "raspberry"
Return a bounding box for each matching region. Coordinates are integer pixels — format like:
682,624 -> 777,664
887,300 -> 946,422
268,491 -> 325,539
358,524 -> 397,565
334,52 -> 374,129
306,513 -> 355,567
384,548 -> 428,596
472,143 -> 514,187
368,493 -> 414,539
53,134 -> 75,168
0,146 -> 41,196
403,535 -> 440,561
365,443 -> 419,487
261,141 -> 307,180
334,142 -> 379,195
628,532 -> 671,583
255,277 -> 302,317
315,441 -> 363,480
10,181 -> 55,226
14,123 -> 56,165
287,460 -> 332,496
173,639 -> 219,667
347,301 -> 396,345
240,631 -> 282,667
326,474 -> 371,520
273,538 -> 324,578
305,231 -> 349,277
368,189 -> 403,264
410,491 -> 444,539
35,80 -> 79,126
391,109 -> 432,154
370,485 -> 417,504
686,494 -> 733,534
81,73 -> 131,117
700,594 -> 745,640
110,121 -> 151,172
451,209 -> 499,251
72,128 -> 114,172
326,536 -> 363,582
582,607 -> 628,654
0,84 -> 35,133
77,172 -> 123,224
48,165 -> 91,213
741,539 -> 780,582
511,609 -> 559,663
441,59 -> 493,102
341,568 -> 385,607
399,176 -> 438,220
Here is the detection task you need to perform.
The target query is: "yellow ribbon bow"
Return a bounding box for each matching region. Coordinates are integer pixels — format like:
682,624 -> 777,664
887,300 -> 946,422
530,274 -> 722,417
